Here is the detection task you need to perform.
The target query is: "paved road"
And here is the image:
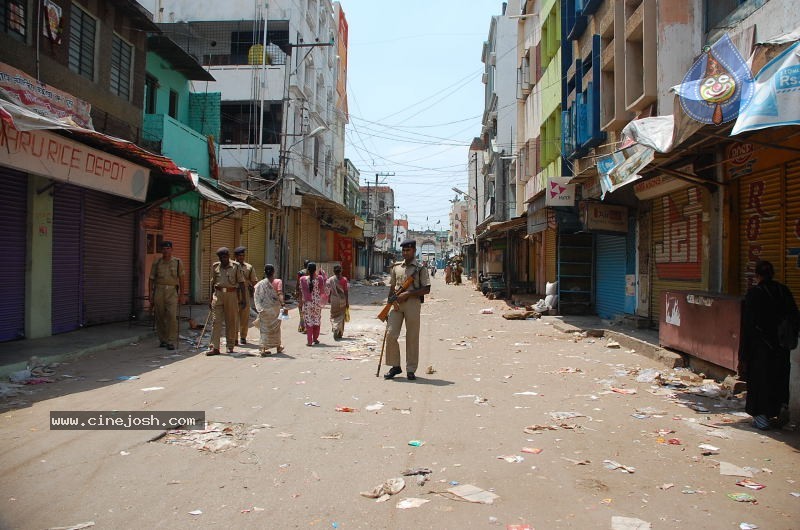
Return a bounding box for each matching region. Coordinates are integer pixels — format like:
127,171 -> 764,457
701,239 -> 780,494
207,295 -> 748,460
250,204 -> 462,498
0,275 -> 798,529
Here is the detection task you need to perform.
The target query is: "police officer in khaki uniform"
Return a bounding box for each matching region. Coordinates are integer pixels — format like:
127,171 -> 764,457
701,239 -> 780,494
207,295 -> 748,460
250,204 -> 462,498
383,239 -> 431,381
149,241 -> 185,350
207,247 -> 246,355
233,246 -> 259,344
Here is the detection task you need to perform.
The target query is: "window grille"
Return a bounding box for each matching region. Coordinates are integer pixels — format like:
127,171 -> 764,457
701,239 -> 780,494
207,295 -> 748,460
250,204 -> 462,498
69,5 -> 96,79
0,0 -> 26,39
110,34 -> 132,100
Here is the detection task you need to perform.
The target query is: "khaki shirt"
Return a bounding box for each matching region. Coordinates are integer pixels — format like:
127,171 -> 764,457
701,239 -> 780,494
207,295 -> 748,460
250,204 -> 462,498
212,261 -> 245,289
238,261 -> 259,287
390,259 -> 431,292
150,257 -> 183,287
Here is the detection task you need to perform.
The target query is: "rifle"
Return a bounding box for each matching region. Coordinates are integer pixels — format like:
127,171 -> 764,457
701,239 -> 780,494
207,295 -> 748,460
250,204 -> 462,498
377,275 -> 415,322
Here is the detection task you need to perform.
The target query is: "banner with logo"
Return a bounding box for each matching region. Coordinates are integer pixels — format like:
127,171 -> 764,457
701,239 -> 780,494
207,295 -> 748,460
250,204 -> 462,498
545,177 -> 575,206
674,33 -> 754,126
598,144 -> 654,198
732,41 -> 800,135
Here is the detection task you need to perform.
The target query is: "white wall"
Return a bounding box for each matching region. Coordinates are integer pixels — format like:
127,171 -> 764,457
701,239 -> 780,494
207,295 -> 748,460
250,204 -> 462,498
207,66 -> 285,102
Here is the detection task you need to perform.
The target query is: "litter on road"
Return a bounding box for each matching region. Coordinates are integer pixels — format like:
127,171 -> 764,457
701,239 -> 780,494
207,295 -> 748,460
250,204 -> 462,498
611,516 -> 651,529
603,460 -> 636,473
720,462 -> 755,478
446,484 -> 499,504
396,497 -> 429,509
360,477 -> 405,500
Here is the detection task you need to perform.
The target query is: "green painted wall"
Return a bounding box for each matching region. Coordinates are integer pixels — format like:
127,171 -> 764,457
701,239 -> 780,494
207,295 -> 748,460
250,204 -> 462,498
146,51 -> 191,121
189,92 -> 221,139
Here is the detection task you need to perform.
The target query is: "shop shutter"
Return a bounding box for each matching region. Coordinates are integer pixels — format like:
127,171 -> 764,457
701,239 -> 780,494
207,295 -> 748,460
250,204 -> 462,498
162,209 -> 192,298
739,167 -> 783,294
242,207 -> 266,280
545,227 -> 557,284
0,169 -> 28,341
199,204 -> 237,303
784,161 -> 800,299
300,209 -> 321,264
52,184 -> 83,334
650,186 -> 708,322
82,190 -> 137,325
595,234 -> 627,319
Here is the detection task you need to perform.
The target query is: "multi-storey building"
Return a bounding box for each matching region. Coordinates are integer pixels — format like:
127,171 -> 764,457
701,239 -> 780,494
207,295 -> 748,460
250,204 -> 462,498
0,0 -> 194,340
155,0 -> 357,281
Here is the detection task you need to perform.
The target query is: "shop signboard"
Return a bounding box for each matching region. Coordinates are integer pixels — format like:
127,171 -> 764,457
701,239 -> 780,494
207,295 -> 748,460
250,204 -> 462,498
580,202 -> 628,233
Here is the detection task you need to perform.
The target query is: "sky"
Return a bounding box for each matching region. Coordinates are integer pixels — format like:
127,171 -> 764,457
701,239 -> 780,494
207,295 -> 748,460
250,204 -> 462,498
342,0 -> 503,231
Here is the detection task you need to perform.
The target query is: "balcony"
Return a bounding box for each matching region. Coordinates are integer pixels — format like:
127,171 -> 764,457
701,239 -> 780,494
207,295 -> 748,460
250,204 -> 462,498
143,113 -> 210,176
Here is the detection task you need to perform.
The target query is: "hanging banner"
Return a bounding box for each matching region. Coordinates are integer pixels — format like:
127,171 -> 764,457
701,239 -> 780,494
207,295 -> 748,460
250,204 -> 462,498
42,0 -> 64,44
732,41 -> 800,135
673,34 -> 754,126
0,62 -> 92,128
598,144 -> 654,198
545,177 -> 575,206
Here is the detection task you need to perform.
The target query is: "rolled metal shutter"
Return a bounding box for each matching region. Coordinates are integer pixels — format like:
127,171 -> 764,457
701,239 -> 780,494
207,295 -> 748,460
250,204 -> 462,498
545,228 -> 557,284
82,190 -> 137,325
162,209 -> 192,298
300,209 -> 321,263
52,184 -> 84,334
199,204 -> 236,303
595,234 -> 627,319
242,207 -> 266,280
784,161 -> 800,299
739,167 -> 782,294
650,186 -> 708,322
0,169 -> 28,341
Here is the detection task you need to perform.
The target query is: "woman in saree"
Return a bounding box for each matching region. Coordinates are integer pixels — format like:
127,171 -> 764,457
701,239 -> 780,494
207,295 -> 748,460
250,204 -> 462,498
326,264 -> 349,340
253,264 -> 285,356
299,262 -> 326,346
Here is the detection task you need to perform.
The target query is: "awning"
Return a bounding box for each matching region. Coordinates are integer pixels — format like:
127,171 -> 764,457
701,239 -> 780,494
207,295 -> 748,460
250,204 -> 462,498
293,178 -> 362,237
196,179 -> 257,211
0,98 -> 190,181
479,215 -> 527,240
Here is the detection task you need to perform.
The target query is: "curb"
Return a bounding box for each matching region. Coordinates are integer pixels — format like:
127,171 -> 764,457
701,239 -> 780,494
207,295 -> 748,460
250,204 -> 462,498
0,331 -> 155,379
550,321 -> 684,369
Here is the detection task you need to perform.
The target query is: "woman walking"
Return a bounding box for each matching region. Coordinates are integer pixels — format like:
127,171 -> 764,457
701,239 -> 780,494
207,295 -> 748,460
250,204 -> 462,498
741,260 -> 799,430
326,264 -> 349,340
253,264 -> 285,356
299,262 -> 326,346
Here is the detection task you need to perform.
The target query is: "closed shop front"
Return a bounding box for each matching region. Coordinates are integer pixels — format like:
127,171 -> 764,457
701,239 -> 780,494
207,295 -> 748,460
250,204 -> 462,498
595,234 -> 627,319
299,209 -> 321,265
199,202 -> 238,303
0,169 -> 28,341
732,135 -> 800,298
51,184 -> 83,334
649,185 -> 709,322
83,190 -> 138,325
241,206 -> 267,281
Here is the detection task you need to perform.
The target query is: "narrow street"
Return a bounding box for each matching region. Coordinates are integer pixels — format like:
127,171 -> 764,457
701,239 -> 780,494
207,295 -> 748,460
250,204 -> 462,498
0,275 -> 798,530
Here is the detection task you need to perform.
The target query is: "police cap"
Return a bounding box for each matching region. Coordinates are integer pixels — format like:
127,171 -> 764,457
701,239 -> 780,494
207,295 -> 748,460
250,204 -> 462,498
233,246 -> 247,255
400,239 -> 416,249
160,241 -> 173,249
216,247 -> 230,256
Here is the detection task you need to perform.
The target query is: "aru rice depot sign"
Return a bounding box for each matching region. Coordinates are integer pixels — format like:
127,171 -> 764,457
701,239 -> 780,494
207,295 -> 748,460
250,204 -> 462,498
0,123 -> 149,201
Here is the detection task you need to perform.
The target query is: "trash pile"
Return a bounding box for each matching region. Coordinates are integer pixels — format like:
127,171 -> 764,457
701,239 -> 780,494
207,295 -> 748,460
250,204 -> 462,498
154,422 -> 265,453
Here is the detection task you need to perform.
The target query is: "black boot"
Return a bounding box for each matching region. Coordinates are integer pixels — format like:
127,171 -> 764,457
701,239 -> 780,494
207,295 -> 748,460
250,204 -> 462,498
383,366 -> 402,380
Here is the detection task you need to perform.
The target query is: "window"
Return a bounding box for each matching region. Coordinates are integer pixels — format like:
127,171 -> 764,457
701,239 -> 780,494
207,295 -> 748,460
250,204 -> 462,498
705,0 -> 749,34
110,34 -> 132,100
144,75 -> 157,114
0,0 -> 26,40
69,4 -> 96,79
168,90 -> 178,119
220,102 -> 283,145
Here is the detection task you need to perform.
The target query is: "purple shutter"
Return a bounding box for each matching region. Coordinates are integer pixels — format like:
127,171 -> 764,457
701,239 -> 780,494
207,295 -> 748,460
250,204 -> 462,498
0,169 -> 28,341
82,190 -> 137,325
52,184 -> 84,334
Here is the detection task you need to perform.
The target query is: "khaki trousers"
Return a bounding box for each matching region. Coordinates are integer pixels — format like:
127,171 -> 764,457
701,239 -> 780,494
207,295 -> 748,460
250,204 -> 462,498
385,297 -> 421,373
153,285 -> 178,344
211,291 -> 239,349
238,296 -> 251,340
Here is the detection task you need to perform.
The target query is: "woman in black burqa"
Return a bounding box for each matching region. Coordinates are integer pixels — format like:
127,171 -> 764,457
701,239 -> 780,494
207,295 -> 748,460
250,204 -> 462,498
740,260 -> 799,430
